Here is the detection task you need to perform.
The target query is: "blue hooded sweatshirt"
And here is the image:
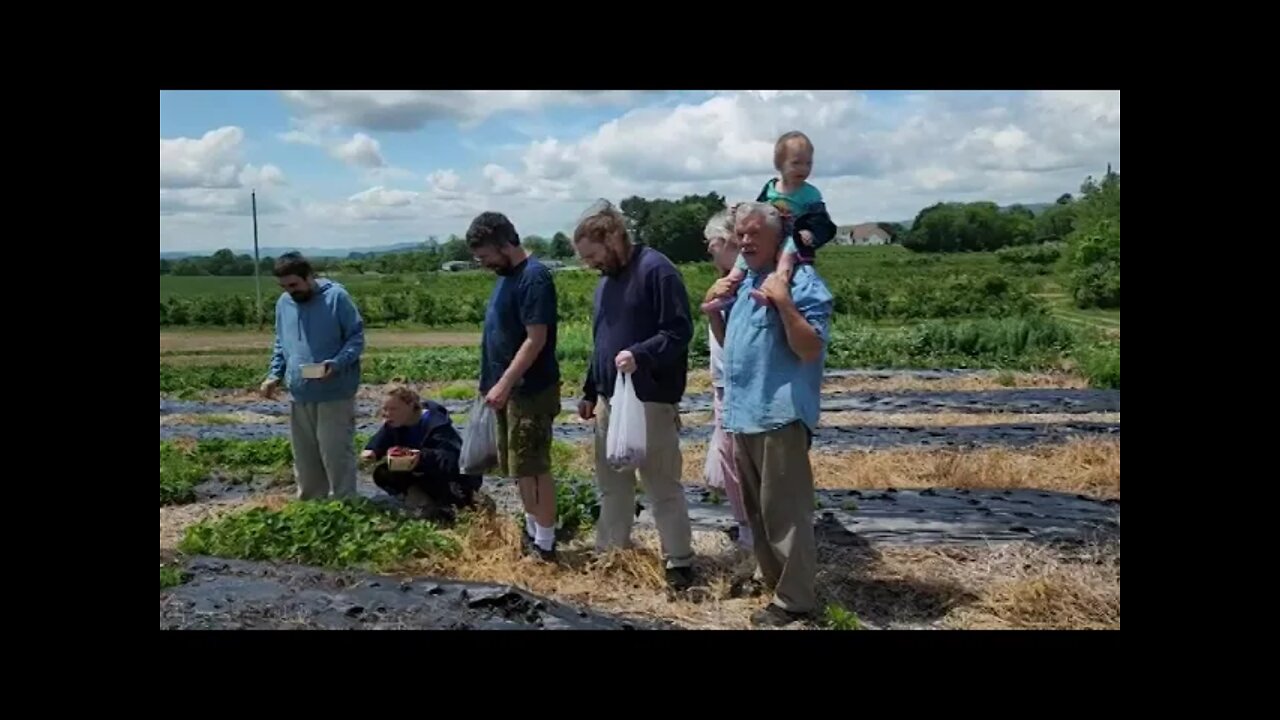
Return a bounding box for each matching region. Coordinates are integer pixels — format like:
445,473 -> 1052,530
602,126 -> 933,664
266,278 -> 365,404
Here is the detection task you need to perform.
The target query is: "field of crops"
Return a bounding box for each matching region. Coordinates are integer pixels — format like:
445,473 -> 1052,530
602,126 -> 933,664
160,244 -> 1120,630
162,247 -> 1057,326
159,246 -> 1119,392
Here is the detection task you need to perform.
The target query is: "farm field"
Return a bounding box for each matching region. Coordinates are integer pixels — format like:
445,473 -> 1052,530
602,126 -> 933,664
161,250 -> 1120,629
160,91 -> 1121,630
162,246 -> 1118,630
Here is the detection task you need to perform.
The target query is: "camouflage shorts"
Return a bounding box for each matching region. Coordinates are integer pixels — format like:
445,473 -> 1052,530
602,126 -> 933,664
496,383 -> 561,478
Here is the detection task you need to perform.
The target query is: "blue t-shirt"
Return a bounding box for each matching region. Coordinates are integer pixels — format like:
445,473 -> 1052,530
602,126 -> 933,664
480,256 -> 559,395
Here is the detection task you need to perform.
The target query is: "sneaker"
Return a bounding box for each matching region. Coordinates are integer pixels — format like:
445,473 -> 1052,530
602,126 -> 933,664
527,541 -> 557,563
665,566 -> 695,592
751,603 -> 811,628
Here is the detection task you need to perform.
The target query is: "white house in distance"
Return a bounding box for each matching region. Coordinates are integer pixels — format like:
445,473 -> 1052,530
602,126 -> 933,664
837,223 -> 894,246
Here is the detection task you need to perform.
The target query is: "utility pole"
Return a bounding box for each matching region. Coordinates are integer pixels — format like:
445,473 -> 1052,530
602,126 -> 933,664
252,189 -> 263,330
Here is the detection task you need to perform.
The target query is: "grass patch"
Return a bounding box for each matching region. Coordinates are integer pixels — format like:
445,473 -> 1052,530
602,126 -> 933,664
550,439 -> 591,479
160,314 -> 1090,394
179,499 -> 461,570
186,437 -> 294,469
556,480 -> 601,538
824,604 -> 864,630
439,382 -> 477,401
160,563 -> 187,590
159,436 -> 373,506
821,315 -> 1080,372
1075,341 -> 1120,389
159,449 -> 205,506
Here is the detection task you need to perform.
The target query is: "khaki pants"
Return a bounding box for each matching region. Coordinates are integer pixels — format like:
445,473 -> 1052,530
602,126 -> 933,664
593,396 -> 693,568
733,421 -> 817,613
289,397 -> 358,501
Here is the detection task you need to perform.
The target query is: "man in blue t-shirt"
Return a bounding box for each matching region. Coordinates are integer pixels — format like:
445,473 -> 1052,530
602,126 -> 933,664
468,212 -> 562,561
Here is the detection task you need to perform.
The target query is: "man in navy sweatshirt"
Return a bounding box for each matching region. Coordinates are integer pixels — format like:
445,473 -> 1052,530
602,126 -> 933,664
573,200 -> 696,591
259,252 -> 366,500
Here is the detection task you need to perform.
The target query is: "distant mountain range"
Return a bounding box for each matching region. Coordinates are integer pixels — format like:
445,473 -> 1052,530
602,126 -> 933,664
160,242 -> 425,260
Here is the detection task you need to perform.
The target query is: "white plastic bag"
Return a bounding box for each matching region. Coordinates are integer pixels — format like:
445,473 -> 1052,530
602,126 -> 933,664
459,397 -> 499,475
606,373 -> 647,471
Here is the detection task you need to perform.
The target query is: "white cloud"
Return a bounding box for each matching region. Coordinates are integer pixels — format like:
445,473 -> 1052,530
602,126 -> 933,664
522,138 -> 579,180
160,126 -> 247,189
912,166 -> 960,191
278,128 -> 323,146
426,169 -> 465,201
280,122 -> 406,180
362,166 -> 417,184
479,90 -> 1119,225
281,90 -> 653,130
349,186 -> 417,207
428,169 -> 461,192
331,132 -> 386,169
160,127 -> 288,220
162,91 -> 1119,252
483,164 -> 523,195
238,163 -> 287,188
159,187 -> 287,216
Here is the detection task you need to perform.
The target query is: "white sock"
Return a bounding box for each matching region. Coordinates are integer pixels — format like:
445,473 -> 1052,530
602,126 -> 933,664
534,523 -> 556,551
525,513 -> 536,538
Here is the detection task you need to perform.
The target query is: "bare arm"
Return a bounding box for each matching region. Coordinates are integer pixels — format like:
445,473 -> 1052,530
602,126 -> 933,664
709,311 -> 727,348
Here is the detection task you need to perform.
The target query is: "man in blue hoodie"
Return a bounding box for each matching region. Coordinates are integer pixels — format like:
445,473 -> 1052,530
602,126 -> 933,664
259,253 -> 366,500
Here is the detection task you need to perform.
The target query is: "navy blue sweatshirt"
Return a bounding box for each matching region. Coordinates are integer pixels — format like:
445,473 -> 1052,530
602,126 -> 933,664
583,244 -> 693,404
364,400 -> 480,488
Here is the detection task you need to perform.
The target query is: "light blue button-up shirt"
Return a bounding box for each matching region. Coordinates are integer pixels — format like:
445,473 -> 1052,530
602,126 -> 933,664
722,264 -> 833,435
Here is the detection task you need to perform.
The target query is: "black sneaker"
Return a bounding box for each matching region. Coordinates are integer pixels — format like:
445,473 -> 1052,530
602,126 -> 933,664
665,566 -> 695,592
528,541 -> 557,563
408,503 -> 455,524
751,603 -> 811,628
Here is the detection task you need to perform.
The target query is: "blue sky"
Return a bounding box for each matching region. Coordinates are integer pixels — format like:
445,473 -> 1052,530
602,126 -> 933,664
160,90 -> 1119,253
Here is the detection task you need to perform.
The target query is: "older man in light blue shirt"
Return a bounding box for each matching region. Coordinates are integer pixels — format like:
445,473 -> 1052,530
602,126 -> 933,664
706,201 -> 833,627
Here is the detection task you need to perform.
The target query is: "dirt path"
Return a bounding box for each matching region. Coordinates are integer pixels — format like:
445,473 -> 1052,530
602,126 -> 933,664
160,329 -> 480,354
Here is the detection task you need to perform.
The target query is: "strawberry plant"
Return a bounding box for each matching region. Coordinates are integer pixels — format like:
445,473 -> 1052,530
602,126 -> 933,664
556,480 -> 600,538
160,448 -> 207,506
824,604 -> 863,630
160,563 -> 187,590
160,436 -> 374,506
178,499 -> 461,570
